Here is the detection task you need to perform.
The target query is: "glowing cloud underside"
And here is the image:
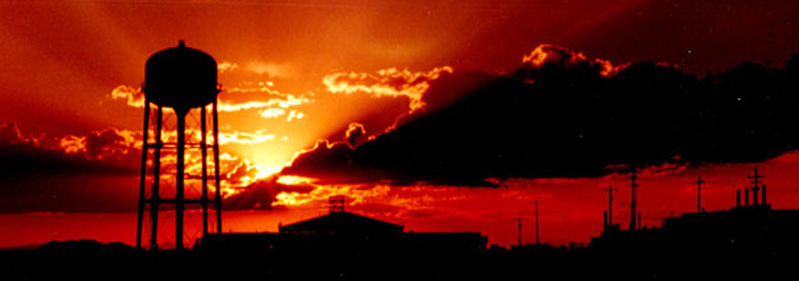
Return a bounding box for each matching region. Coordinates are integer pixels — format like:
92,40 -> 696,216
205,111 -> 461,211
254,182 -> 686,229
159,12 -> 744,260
323,66 -> 453,111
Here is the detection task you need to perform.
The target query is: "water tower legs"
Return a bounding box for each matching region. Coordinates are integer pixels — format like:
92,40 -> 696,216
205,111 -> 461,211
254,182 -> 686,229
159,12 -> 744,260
175,111 -> 185,250
135,99 -> 150,249
136,103 -> 221,250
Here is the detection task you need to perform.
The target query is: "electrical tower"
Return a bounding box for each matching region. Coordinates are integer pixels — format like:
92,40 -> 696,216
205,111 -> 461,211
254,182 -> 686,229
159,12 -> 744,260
629,169 -> 639,231
136,41 -> 223,250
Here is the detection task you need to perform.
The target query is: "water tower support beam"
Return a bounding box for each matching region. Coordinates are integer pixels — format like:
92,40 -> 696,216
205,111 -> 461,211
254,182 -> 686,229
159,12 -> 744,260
136,99 -> 151,249
150,106 -> 163,250
201,107 -> 209,235
175,111 -> 186,250
213,101 -> 223,233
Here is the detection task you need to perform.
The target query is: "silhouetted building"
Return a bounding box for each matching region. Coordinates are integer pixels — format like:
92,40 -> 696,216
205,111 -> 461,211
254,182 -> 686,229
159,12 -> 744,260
591,203 -> 799,255
279,210 -> 404,234
590,179 -> 799,279
197,210 -> 486,256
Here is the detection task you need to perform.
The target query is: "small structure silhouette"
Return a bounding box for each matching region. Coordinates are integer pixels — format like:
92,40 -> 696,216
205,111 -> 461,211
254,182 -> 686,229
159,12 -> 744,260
602,186 -> 617,231
591,167 -> 799,279
198,196 -> 487,255
512,217 -> 523,246
696,176 -> 705,213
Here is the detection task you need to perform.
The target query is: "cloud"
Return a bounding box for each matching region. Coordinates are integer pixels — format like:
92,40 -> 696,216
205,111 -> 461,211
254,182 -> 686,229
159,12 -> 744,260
217,61 -> 238,73
246,61 -> 291,78
388,69 -> 494,129
60,129 -> 139,161
226,81 -> 282,95
223,86 -> 311,121
280,44 -> 799,186
259,108 -> 285,118
285,110 -> 305,122
0,122 -> 282,212
217,95 -> 311,121
521,44 -> 629,77
111,85 -> 145,108
323,66 -> 453,111
221,173 -> 397,211
0,123 -> 140,176
345,122 -> 366,146
269,177 -> 391,208
218,131 -> 276,145
110,83 -> 312,120
603,156 -> 688,180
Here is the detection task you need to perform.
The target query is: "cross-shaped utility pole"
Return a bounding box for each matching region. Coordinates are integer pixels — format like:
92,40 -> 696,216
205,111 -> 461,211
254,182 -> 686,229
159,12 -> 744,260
513,217 -> 523,247
748,166 -> 764,206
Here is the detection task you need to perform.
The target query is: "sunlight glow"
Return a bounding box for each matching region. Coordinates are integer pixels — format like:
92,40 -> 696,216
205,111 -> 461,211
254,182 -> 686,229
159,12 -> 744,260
276,175 -> 317,186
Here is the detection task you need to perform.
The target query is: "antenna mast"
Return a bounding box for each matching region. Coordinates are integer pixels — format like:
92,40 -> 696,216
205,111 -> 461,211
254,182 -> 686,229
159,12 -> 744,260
534,201 -> 540,245
629,169 -> 639,231
748,166 -> 764,206
602,186 -> 616,229
696,177 -> 705,213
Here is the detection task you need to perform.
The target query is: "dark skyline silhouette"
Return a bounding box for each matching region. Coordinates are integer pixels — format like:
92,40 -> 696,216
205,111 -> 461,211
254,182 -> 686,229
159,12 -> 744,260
4,47 -> 799,248
5,181 -> 799,281
3,1 -> 799,266
282,48 -> 799,186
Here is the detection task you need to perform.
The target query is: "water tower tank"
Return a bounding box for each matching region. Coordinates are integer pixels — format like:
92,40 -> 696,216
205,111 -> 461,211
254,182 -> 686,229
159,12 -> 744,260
143,41 -> 219,113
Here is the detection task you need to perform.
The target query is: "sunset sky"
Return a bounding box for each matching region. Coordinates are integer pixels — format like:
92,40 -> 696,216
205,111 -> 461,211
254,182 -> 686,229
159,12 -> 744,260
2,0 -> 799,248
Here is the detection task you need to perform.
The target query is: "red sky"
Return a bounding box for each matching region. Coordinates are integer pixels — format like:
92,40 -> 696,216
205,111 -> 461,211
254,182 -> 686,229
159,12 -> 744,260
1,0 -> 799,248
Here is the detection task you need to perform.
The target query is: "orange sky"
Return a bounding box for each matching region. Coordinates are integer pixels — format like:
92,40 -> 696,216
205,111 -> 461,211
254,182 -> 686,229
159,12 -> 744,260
1,0 -> 799,248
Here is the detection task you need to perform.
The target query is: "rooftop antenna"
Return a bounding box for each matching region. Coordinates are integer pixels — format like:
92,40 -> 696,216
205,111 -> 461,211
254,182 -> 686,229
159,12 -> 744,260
736,190 -> 741,207
329,195 -> 345,213
745,187 -> 750,206
748,166 -> 764,206
534,201 -> 540,245
696,177 -> 705,213
629,169 -> 639,231
513,217 -> 523,247
602,186 -> 617,230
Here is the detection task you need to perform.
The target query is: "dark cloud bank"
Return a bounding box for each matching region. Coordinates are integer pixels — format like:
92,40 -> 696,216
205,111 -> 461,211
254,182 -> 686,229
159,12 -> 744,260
5,45 -> 799,213
0,122 -> 139,176
0,123 -> 141,213
282,47 -> 799,186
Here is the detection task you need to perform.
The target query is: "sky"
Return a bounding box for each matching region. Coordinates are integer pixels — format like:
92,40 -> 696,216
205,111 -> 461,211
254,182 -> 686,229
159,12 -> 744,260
1,0 -> 799,248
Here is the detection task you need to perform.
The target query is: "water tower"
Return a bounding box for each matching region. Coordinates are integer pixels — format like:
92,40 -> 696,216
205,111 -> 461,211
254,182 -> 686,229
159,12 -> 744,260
136,41 -> 223,250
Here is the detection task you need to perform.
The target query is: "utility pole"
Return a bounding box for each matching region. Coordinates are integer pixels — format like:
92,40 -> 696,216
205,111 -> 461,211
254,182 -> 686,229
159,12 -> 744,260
629,169 -> 639,231
696,177 -> 705,213
534,201 -> 540,245
513,217 -> 523,247
748,166 -> 764,206
602,186 -> 616,229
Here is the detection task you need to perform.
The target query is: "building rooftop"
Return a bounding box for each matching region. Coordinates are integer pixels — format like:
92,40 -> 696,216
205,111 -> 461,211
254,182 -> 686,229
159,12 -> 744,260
278,211 -> 404,234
